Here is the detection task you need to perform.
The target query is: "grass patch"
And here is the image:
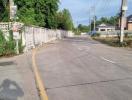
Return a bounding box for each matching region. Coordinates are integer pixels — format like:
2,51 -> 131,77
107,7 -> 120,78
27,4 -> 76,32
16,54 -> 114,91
93,37 -> 132,48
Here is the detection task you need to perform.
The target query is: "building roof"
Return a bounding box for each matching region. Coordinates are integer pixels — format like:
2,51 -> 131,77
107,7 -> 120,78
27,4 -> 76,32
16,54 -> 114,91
127,15 -> 132,22
96,23 -> 115,29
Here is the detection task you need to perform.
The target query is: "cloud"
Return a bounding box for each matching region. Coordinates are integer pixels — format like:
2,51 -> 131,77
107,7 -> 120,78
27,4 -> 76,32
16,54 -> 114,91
59,0 -> 132,26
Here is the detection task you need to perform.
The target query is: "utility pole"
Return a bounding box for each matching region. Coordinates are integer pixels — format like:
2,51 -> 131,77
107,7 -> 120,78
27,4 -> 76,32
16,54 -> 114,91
9,0 -> 15,20
120,0 -> 128,43
89,10 -> 91,34
9,0 -> 19,54
89,6 -> 96,34
93,6 -> 96,32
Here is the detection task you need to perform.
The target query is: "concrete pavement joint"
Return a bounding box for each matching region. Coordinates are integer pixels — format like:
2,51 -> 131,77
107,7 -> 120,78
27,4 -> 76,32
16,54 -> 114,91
46,77 -> 132,90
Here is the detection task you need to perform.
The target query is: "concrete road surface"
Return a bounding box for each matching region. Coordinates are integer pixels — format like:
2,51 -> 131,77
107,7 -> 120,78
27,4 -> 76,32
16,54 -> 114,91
0,53 -> 39,100
36,36 -> 132,100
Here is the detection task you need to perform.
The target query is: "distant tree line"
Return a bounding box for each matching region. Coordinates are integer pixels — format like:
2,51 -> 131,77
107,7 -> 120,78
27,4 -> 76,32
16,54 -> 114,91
0,0 -> 74,30
75,15 -> 119,34
90,15 -> 119,30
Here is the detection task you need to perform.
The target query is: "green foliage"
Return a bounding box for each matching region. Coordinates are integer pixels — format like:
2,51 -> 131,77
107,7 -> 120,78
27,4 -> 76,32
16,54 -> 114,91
0,0 -> 74,30
91,33 -> 100,37
78,24 -> 90,33
73,28 -> 81,35
0,30 -> 15,56
44,0 -> 59,29
124,32 -> 132,38
57,9 -> 74,30
14,0 -> 60,28
14,0 -> 36,25
17,8 -> 36,25
93,37 -> 132,48
0,30 -> 6,55
0,30 -> 24,57
0,0 -> 9,21
96,16 -> 118,26
91,15 -> 119,30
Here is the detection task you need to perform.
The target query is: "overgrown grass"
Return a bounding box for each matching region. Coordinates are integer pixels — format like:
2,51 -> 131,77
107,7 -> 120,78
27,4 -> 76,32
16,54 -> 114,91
93,37 -> 132,48
0,30 -> 24,57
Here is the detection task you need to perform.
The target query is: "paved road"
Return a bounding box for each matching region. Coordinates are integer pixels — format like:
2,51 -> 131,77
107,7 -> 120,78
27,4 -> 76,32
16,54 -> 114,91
36,36 -> 132,100
0,53 -> 39,100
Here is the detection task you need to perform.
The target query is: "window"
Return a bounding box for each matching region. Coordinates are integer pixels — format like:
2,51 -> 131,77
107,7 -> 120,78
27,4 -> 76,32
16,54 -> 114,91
100,29 -> 105,31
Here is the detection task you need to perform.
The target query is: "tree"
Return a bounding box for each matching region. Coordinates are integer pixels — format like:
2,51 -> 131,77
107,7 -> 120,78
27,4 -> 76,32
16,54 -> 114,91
0,0 -> 9,21
78,24 -> 90,33
34,0 -> 46,27
57,9 -> 74,30
95,15 -> 119,26
14,0 -> 60,28
44,0 -> 59,29
0,0 -> 74,30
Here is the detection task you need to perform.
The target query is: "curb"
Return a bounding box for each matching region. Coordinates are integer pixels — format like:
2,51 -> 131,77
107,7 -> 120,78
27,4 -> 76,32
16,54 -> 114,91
32,49 -> 48,100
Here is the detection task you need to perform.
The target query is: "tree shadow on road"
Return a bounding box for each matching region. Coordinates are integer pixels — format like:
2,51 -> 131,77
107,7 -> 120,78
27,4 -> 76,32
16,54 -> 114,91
0,79 -> 24,100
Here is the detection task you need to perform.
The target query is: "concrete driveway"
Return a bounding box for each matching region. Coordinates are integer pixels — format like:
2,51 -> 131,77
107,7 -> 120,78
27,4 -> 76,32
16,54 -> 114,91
36,36 -> 132,100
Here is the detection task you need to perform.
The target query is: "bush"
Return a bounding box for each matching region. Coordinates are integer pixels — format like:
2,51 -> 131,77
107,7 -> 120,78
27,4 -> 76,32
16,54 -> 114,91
91,33 -> 100,37
124,32 -> 128,38
93,37 -> 132,48
0,30 -> 6,56
0,29 -> 24,57
124,32 -> 132,38
0,30 -> 16,56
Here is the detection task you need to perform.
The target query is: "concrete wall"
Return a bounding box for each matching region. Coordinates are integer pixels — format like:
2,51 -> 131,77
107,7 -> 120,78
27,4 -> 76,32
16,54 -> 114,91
23,26 -> 74,52
0,22 -> 12,40
0,22 -> 74,52
97,30 -> 132,38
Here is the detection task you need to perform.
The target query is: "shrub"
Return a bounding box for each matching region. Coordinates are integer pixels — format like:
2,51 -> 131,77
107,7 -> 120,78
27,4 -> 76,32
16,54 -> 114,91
124,32 -> 132,38
0,30 -> 6,56
124,32 -> 128,38
91,33 -> 100,37
0,30 -> 15,56
0,30 -> 24,57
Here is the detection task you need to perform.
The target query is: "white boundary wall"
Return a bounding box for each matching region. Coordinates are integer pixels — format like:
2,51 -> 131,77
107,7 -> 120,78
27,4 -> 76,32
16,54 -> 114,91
22,26 -> 74,52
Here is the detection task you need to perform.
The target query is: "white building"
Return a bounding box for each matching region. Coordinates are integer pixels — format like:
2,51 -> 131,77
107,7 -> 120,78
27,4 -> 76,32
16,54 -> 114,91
96,23 -> 115,32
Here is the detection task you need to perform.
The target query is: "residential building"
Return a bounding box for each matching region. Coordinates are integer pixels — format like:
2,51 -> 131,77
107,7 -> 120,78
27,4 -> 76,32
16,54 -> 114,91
118,14 -> 132,31
127,15 -> 132,30
96,23 -> 115,32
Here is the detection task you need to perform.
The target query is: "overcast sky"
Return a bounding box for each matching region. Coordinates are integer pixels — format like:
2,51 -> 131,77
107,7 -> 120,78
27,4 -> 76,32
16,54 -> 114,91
59,0 -> 132,26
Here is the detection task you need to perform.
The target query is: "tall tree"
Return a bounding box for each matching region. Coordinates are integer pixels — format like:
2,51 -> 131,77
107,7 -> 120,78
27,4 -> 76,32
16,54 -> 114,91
14,0 -> 59,28
0,0 -> 74,30
57,9 -> 74,30
44,0 -> 59,28
14,0 -> 36,25
0,0 -> 9,21
78,24 -> 90,33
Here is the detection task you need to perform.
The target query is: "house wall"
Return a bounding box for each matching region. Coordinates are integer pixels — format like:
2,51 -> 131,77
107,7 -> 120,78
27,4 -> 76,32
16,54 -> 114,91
127,22 -> 132,31
97,28 -> 115,32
